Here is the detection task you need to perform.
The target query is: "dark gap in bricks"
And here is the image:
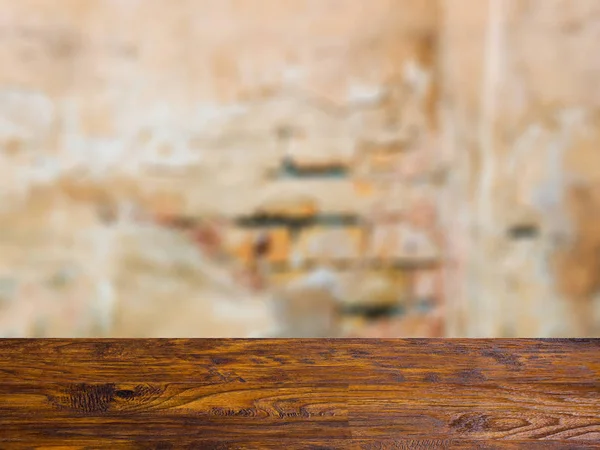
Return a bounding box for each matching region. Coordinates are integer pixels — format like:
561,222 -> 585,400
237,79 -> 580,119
236,215 -> 313,228
279,156 -> 349,179
340,303 -> 406,320
415,296 -> 436,313
390,259 -> 440,270
236,214 -> 359,228
507,224 -> 539,240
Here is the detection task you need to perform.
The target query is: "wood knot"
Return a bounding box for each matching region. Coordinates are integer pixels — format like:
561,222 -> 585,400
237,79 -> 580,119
113,384 -> 164,404
115,389 -> 135,399
50,383 -> 116,414
450,413 -> 491,433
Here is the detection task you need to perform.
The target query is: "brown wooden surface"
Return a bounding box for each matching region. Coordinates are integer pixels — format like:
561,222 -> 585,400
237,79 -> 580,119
0,339 -> 599,449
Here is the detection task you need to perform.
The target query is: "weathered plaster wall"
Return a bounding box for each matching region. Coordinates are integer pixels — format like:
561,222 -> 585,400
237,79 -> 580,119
3,0 -> 599,337
442,0 -> 600,337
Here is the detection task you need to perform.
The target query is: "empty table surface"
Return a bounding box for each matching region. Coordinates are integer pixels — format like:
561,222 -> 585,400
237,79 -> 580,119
0,339 -> 599,449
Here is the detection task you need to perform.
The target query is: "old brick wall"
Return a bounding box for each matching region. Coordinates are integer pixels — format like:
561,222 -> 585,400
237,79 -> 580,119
2,0 -> 599,338
0,0 -> 443,337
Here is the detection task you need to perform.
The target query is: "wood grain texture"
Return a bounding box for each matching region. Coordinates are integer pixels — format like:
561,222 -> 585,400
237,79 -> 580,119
0,339 -> 598,449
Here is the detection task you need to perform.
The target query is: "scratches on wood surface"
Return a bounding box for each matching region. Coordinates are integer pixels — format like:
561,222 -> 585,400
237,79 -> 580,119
0,339 -> 598,448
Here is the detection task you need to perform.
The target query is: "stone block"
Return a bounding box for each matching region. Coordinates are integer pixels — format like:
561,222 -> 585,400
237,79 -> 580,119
412,269 -> 441,300
367,222 -> 440,263
340,268 -> 409,307
252,179 -> 365,216
293,225 -> 364,266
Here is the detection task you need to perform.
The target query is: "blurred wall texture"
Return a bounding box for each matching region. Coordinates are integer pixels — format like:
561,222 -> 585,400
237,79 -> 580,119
0,0 -> 599,337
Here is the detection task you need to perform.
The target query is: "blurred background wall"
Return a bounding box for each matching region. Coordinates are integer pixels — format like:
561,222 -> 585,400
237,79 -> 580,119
0,0 -> 598,337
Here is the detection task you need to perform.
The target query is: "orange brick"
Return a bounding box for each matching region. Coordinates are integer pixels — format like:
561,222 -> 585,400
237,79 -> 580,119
269,269 -> 309,288
227,228 -> 290,266
224,228 -> 253,265
266,228 -> 291,264
353,180 -> 375,198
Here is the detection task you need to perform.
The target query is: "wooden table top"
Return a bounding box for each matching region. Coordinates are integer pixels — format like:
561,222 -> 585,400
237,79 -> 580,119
0,339 -> 599,449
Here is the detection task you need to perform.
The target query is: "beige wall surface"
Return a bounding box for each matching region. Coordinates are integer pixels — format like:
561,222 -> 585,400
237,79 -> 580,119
0,0 -> 598,337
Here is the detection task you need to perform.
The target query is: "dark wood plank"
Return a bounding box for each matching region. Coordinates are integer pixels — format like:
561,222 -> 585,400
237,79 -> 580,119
350,383 -> 600,440
355,442 -> 600,450
0,339 -> 597,384
0,339 -> 598,448
0,382 -> 349,440
3,439 -> 600,449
